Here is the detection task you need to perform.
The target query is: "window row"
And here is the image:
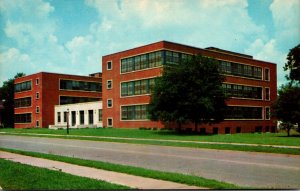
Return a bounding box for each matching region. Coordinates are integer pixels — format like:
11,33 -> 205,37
224,106 -> 263,119
121,105 -> 149,120
57,109 -> 102,124
222,84 -> 262,99
121,78 -> 156,97
219,61 -> 262,79
14,97 -> 31,108
60,79 -> 101,92
15,113 -> 31,123
60,96 -> 100,105
15,81 -> 32,92
121,50 -> 192,73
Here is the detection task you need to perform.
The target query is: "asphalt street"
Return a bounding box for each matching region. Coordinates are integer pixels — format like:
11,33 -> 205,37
1,135 -> 299,188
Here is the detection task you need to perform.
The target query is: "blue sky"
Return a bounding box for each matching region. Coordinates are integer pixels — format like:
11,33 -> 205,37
0,0 -> 299,87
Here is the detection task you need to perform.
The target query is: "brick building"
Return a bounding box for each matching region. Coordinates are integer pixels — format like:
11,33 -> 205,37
102,41 -> 277,133
14,72 -> 102,128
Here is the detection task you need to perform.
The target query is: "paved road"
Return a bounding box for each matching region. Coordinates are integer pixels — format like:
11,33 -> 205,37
1,135 -> 299,188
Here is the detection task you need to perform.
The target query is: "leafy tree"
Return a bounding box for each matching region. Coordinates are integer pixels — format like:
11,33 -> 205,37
0,73 -> 26,127
284,44 -> 300,83
149,55 -> 227,132
272,85 -> 300,136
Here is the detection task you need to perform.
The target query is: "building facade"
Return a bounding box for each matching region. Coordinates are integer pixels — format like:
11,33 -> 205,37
49,101 -> 102,129
14,72 -> 102,128
102,41 -> 277,133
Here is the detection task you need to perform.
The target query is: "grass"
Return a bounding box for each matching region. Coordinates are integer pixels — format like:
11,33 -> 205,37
0,147 -> 246,189
1,127 -> 299,146
0,158 -> 129,190
1,128 -> 300,155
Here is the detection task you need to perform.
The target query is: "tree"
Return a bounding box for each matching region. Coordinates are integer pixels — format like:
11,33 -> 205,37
0,73 -> 26,127
149,55 -> 227,132
272,85 -> 300,136
284,44 -> 300,83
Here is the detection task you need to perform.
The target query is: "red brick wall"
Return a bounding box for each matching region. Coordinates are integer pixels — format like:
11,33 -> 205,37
102,41 -> 277,133
14,72 -> 102,128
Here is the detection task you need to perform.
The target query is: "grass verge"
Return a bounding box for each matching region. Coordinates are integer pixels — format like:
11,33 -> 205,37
1,128 -> 299,146
0,147 -> 246,189
1,132 -> 300,155
0,158 -> 129,190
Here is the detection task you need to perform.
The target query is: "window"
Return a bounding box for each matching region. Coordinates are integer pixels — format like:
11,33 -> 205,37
107,61 -> 112,70
36,92 -> 39,99
219,61 -> 262,80
107,99 -> 112,108
107,118 -> 113,127
121,78 -> 156,97
222,83 -> 262,99
57,112 -> 61,123
36,78 -> 39,85
64,112 -> 67,122
265,87 -> 270,100
88,110 -> 93,124
36,106 -> 40,114
224,106 -> 263,119
107,80 -> 112,89
14,97 -> 31,108
80,110 -> 84,125
213,127 -> 218,134
236,127 -> 241,133
36,120 -> 40,127
264,68 -> 270,81
265,107 -> 270,120
98,109 -> 102,122
15,113 -> 31,123
60,80 -> 101,92
15,81 -> 32,92
225,127 -> 231,134
121,105 -> 149,120
59,96 -> 100,105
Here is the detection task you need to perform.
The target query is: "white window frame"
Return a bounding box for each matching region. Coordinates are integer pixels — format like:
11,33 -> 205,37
36,78 -> 39,85
36,120 -> 40,127
107,118 -> 113,127
36,106 -> 40,114
107,99 -> 113,108
264,68 -> 270,81
107,80 -> 112,89
107,61 -> 112,70
265,87 -> 270,101
36,92 -> 40,99
265,107 -> 270,120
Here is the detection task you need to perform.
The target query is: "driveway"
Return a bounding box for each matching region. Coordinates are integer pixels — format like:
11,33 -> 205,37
1,135 -> 299,188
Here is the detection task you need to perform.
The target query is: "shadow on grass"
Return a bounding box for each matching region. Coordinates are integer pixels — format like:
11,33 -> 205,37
276,134 -> 300,138
153,130 -> 215,137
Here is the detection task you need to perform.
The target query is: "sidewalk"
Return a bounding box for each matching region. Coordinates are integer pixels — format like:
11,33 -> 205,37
0,151 -> 203,189
1,131 -> 299,149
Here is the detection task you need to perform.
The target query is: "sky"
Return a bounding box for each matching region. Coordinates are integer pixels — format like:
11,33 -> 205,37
0,0 -> 299,87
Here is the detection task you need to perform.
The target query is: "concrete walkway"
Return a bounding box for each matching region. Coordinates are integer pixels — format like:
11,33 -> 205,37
0,151 -> 203,189
1,131 -> 299,149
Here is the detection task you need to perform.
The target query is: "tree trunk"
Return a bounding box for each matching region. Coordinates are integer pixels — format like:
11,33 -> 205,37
287,127 -> 291,137
297,123 -> 300,133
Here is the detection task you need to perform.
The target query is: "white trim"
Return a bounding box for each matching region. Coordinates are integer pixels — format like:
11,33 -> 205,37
119,103 -> 150,122
265,87 -> 270,101
14,96 -> 33,108
120,77 -> 157,98
58,78 -> 101,93
35,78 -> 40,85
107,79 -> 112,90
36,120 -> 40,127
107,60 -> 113,70
264,67 -> 270,81
36,92 -> 40,99
107,99 -> 113,108
107,117 -> 113,127
36,106 -> 40,114
224,105 -> 264,120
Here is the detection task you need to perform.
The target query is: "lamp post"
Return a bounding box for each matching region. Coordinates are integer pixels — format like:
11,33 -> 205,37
67,109 -> 69,135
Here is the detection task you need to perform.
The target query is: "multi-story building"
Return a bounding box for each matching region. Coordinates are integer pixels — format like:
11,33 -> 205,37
14,72 -> 102,128
102,41 -> 277,133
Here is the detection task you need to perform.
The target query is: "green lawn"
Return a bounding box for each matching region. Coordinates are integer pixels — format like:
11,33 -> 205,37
0,148 -> 245,189
1,127 -> 299,146
0,158 -> 129,190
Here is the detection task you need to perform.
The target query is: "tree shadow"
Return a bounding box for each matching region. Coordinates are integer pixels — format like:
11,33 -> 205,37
276,134 -> 300,138
153,130 -> 215,137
